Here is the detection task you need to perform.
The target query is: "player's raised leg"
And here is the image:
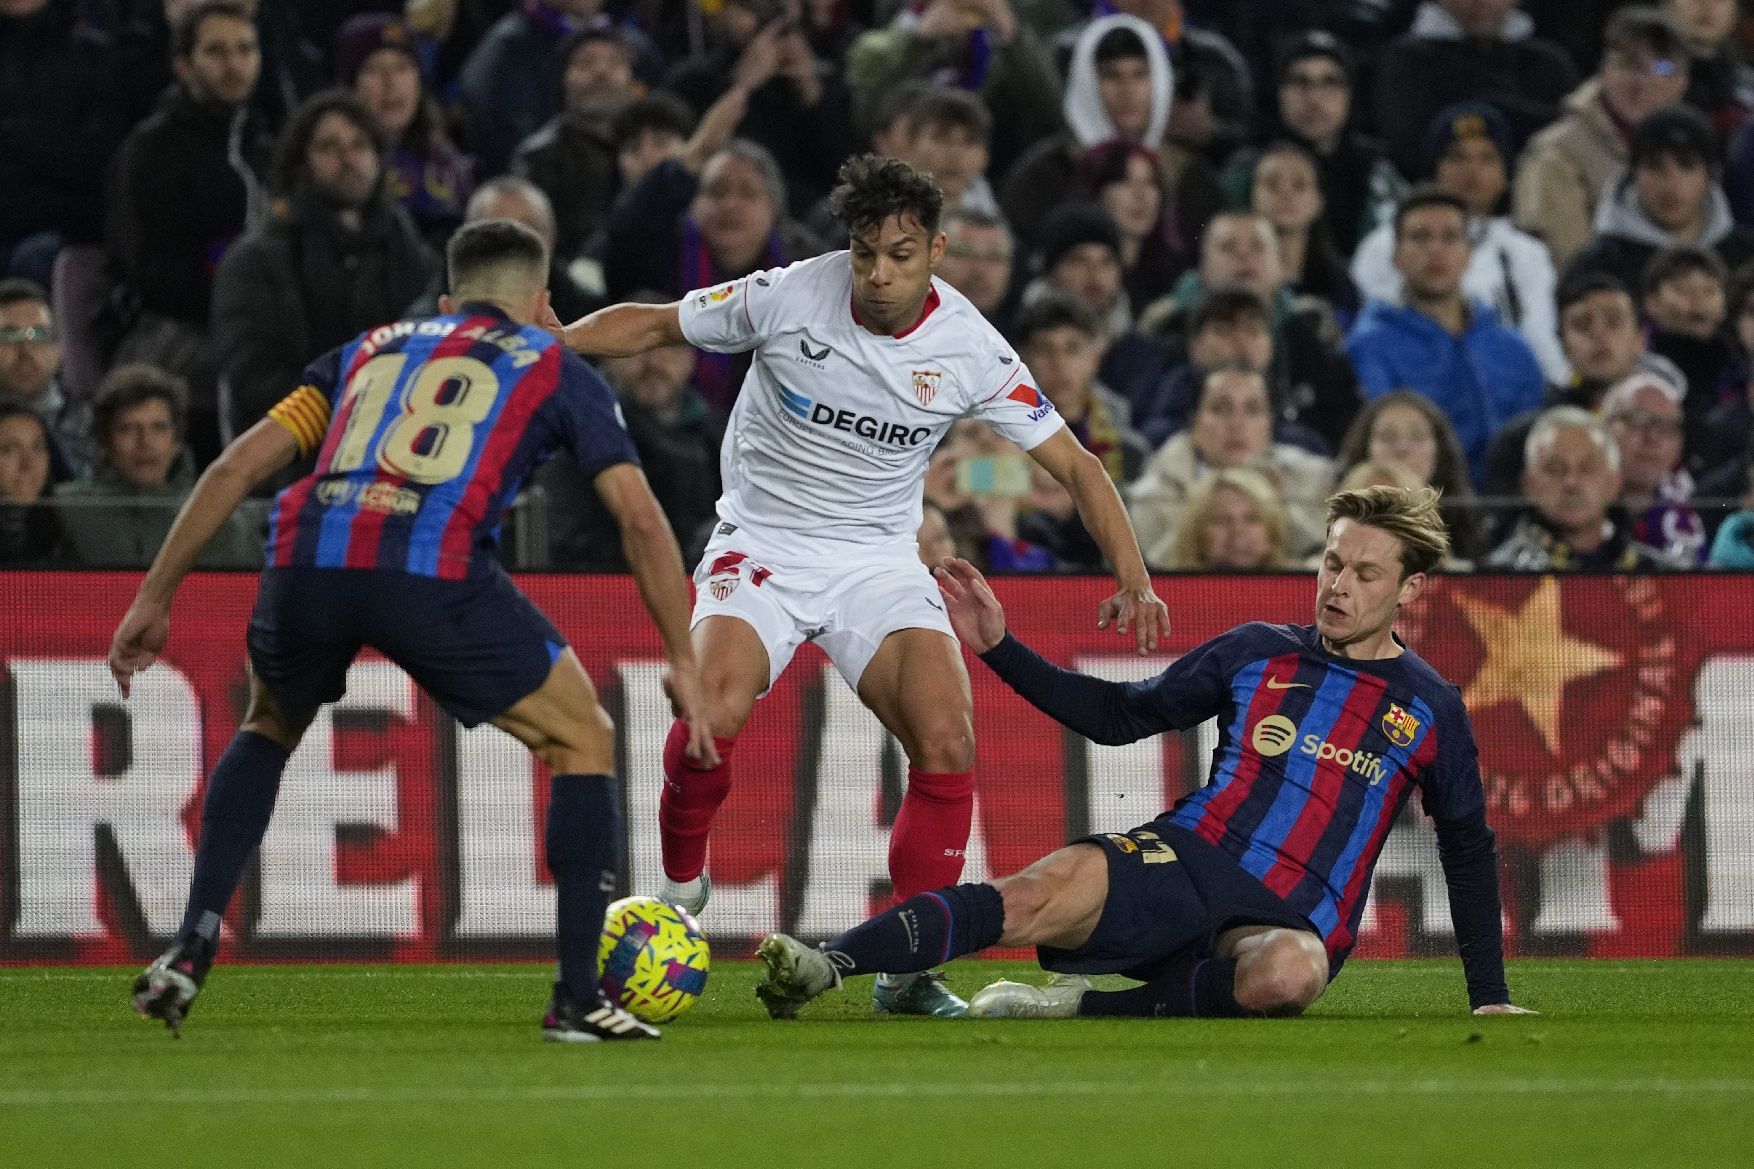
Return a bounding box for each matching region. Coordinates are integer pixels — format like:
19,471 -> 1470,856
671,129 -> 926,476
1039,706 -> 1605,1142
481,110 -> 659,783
657,614 -> 770,913
853,626 -> 978,1016
133,674 -> 316,1034
491,648 -> 660,1042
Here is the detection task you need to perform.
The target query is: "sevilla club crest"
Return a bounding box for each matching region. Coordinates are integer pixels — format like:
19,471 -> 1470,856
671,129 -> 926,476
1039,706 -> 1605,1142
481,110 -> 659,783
911,369 -> 941,406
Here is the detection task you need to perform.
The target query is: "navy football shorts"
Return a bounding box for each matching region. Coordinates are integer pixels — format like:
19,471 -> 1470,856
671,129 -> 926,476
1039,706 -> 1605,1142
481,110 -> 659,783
1037,816 -> 1317,983
247,565 -> 567,728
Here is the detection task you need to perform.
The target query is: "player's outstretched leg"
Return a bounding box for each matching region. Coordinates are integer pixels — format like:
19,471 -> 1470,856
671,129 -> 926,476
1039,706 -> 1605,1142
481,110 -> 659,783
753,884 -> 1006,1020
134,680 -> 310,1035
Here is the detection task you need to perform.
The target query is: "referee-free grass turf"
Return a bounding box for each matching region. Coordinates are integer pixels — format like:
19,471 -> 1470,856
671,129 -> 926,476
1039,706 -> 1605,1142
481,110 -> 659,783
0,960 -> 1747,1168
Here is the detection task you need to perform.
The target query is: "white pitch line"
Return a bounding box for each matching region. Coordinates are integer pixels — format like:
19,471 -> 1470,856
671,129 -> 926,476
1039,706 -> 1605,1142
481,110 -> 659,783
0,1078 -> 1750,1109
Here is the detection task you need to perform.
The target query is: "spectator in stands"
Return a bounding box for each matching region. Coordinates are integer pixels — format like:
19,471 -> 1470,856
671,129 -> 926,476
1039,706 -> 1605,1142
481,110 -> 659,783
1707,489 -> 1754,566
538,294 -> 725,570
212,90 -> 439,438
1602,371 -> 1706,562
923,420 -> 1059,572
1515,7 -> 1691,269
1013,291 -> 1149,485
903,88 -> 1001,219
1352,102 -> 1567,383
665,0 -> 855,215
1149,211 -> 1361,451
457,0 -> 661,178
1371,0 -> 1580,179
1642,245 -> 1736,460
1486,404 -> 1683,569
1346,187 -> 1547,486
1565,104 -> 1754,295
1244,140 -> 1358,320
1665,0 -> 1754,140
0,279 -> 87,480
0,0 -> 126,288
1052,0 -> 1255,161
1128,284 -> 1272,449
1483,271 -> 1689,497
1004,15 -> 1217,254
0,403 -> 62,566
602,138 -> 820,413
108,0 -> 271,468
514,26 -> 642,263
460,177 -> 595,324
1027,202 -> 1133,339
1221,31 -> 1404,259
917,497 -> 959,566
936,208 -> 1015,328
338,13 -> 474,250
1126,366 -> 1332,567
848,0 -> 1063,177
610,92 -> 698,193
1695,261 -> 1754,479
1333,390 -> 1484,560
1079,140 -> 1188,311
1160,465 -> 1291,571
57,363 -> 259,568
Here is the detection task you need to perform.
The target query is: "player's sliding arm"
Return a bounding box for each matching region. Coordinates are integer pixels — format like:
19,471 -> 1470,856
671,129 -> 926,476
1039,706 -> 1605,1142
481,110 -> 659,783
546,301 -> 686,359
1432,811 -> 1533,1015
933,558 -> 1170,746
592,463 -> 719,767
107,418 -> 301,697
1024,428 -> 1170,654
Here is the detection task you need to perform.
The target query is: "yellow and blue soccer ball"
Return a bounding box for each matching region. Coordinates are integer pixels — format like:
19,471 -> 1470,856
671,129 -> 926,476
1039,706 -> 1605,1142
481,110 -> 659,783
598,896 -> 711,1023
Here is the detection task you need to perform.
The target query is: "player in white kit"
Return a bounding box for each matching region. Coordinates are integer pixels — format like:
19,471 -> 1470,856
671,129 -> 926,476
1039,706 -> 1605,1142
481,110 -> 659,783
548,155 -> 1168,1015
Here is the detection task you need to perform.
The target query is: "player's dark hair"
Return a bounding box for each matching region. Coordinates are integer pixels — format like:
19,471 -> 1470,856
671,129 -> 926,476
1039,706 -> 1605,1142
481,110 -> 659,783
1556,269 -> 1632,315
446,218 -> 549,294
1011,290 -> 1102,345
831,153 -> 944,240
0,277 -> 48,311
1326,484 -> 1451,578
271,89 -> 384,197
1392,184 -> 1468,240
1641,244 -> 1727,296
1094,26 -> 1149,66
611,91 -> 695,152
172,0 -> 253,59
1188,285 -> 1271,337
93,363 -> 188,446
906,86 -> 992,143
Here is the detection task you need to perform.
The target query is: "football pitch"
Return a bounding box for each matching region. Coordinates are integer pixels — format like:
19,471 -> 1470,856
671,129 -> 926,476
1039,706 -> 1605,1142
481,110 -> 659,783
1,960 -> 1747,1168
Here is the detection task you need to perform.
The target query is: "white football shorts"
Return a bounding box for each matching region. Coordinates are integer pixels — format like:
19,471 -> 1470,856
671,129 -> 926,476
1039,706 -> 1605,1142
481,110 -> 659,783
690,527 -> 956,692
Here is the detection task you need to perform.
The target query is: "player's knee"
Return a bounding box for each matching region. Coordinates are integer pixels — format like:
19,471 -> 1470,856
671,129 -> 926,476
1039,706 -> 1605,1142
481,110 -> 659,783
993,874 -> 1054,943
902,718 -> 975,774
699,670 -> 757,740
537,704 -> 615,774
240,687 -> 313,751
1236,931 -> 1328,1017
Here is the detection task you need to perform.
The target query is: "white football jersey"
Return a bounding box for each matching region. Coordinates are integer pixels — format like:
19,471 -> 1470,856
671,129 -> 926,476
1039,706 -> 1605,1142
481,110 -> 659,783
678,252 -> 1065,562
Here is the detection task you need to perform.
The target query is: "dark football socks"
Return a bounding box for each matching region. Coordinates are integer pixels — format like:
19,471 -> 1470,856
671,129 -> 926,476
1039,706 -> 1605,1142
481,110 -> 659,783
818,884 -> 1005,978
177,731 -> 290,940
1077,956 -> 1249,1017
546,773 -> 622,1003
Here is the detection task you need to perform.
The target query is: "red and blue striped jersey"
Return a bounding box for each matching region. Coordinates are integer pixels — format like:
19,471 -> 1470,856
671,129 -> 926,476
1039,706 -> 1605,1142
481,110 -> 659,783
264,304 -> 638,579
1140,623 -> 1482,965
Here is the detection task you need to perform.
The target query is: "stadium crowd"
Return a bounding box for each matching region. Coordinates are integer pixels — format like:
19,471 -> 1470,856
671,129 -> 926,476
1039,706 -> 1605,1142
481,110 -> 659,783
6,0 -> 1754,573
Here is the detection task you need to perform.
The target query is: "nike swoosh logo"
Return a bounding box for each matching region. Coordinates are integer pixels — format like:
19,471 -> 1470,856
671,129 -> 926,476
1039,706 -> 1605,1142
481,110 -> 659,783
1265,676 -> 1308,690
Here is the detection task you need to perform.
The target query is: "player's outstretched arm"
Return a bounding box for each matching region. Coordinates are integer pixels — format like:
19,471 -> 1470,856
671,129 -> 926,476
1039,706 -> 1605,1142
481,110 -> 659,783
593,463 -> 719,766
1432,811 -> 1533,1015
108,419 -> 300,697
1024,430 -> 1169,656
541,300 -> 687,358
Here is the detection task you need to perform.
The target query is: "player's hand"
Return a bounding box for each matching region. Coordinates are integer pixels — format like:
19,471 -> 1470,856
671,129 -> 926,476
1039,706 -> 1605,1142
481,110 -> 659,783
1472,1003 -> 1539,1016
1098,581 -> 1169,656
663,664 -> 720,768
108,597 -> 170,698
933,557 -> 1006,653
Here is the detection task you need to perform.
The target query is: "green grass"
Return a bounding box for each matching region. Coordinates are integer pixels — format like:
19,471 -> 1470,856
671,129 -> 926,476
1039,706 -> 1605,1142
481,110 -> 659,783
0,960 -> 1748,1168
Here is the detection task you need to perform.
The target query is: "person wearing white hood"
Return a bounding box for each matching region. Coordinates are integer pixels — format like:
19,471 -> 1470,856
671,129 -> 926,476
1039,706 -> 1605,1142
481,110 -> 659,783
1564,103 -> 1754,296
1370,0 -> 1579,178
1000,13 -> 1217,255
1350,101 -> 1570,384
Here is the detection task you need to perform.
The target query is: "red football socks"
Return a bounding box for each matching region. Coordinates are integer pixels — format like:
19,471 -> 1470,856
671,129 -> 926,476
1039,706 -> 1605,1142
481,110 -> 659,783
658,720 -> 737,882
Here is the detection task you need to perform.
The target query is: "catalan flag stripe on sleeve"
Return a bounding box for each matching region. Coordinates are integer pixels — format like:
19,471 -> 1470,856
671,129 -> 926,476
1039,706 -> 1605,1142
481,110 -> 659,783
268,385 -> 332,456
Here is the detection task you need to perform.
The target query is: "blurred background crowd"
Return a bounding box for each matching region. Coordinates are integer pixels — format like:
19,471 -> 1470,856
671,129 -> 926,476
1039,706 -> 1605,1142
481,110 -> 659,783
7,0 -> 1754,574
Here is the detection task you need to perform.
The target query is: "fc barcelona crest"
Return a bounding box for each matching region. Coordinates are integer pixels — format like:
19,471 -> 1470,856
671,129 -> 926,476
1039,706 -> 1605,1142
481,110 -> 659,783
911,369 -> 942,406
1381,703 -> 1420,748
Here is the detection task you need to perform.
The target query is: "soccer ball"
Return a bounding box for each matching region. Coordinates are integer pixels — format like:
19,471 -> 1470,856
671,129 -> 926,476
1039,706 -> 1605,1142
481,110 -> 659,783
598,896 -> 711,1023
